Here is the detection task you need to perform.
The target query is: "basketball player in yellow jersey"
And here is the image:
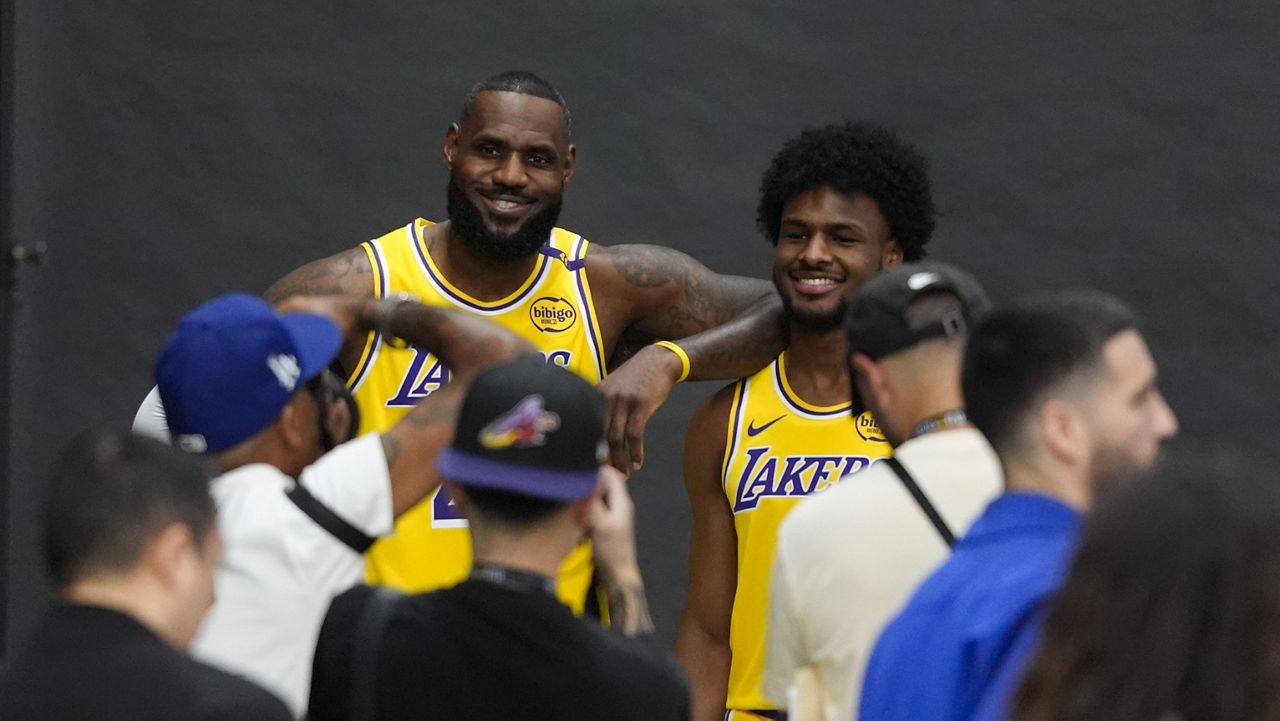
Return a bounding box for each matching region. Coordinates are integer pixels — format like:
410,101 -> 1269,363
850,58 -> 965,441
341,220 -> 607,604
263,71 -> 787,603
675,123 -> 939,721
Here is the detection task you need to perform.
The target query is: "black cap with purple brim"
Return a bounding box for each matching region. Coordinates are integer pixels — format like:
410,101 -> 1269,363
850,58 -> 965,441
436,356 -> 606,502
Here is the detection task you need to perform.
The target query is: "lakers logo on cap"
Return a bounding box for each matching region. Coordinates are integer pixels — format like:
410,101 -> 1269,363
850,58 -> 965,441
855,412 -> 889,443
478,394 -> 562,449
529,297 -> 577,333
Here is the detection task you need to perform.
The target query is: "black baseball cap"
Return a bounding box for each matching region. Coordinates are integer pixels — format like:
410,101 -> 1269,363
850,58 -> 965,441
845,262 -> 991,413
437,356 -> 606,501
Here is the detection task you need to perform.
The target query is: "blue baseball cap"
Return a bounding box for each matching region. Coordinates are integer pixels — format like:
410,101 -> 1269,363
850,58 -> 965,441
155,293 -> 343,454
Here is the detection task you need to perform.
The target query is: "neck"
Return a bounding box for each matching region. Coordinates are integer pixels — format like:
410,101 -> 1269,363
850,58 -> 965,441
1001,456 -> 1092,511
62,577 -> 184,647
782,324 -> 851,406
469,521 -> 582,580
903,389 -> 970,439
433,222 -> 541,302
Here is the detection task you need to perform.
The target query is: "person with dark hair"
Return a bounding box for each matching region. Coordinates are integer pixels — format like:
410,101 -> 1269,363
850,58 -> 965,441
309,357 -> 688,721
155,292 -> 527,716
0,431 -> 291,720
858,290 -> 1179,721
676,122 -> 936,721
1005,451 -> 1280,721
243,67 -> 787,607
764,262 -> 1002,721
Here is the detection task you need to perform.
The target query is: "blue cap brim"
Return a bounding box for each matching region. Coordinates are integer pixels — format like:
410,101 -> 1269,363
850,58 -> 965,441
279,312 -> 343,383
437,448 -> 600,502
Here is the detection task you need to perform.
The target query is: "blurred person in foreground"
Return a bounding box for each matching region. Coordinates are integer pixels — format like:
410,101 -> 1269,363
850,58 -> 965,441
1007,450 -> 1280,721
309,357 -> 688,721
156,293 -> 526,715
765,261 -> 1001,721
0,431 -> 291,720
859,290 -> 1178,721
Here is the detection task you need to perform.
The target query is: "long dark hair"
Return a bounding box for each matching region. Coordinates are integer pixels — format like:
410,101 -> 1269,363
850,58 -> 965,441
1011,449 -> 1280,721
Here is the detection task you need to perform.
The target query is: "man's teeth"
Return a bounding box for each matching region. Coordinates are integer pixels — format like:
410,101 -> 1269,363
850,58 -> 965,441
493,199 -> 520,210
798,278 -> 836,286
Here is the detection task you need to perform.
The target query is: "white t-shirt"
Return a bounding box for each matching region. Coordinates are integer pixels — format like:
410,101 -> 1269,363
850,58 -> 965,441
191,433 -> 394,717
764,428 -> 1003,721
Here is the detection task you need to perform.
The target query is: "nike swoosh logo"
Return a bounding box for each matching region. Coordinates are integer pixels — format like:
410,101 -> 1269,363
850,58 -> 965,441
746,415 -> 786,437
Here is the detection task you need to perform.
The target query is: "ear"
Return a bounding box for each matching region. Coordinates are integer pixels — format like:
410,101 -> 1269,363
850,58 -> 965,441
142,522 -> 198,590
849,352 -> 890,411
277,393 -> 310,452
443,123 -> 461,170
882,239 -> 904,269
562,144 -> 577,186
1038,399 -> 1086,466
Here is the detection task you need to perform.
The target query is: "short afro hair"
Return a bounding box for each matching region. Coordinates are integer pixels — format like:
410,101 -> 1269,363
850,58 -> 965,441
756,122 -> 936,261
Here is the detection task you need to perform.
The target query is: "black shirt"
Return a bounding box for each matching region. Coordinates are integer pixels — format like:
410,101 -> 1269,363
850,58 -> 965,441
310,580 -> 689,721
0,603 -> 292,721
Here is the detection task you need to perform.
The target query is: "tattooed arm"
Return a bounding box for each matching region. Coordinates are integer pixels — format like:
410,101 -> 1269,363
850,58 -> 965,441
263,247 -> 376,376
278,295 -> 533,517
589,244 -> 786,470
588,466 -> 655,636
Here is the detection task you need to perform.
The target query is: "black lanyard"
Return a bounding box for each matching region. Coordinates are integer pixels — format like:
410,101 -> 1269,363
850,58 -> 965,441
889,408 -> 968,548
470,563 -> 557,597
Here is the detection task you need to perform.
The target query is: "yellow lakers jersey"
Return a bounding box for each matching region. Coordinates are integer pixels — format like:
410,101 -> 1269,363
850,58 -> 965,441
722,353 -> 890,713
349,219 -> 608,611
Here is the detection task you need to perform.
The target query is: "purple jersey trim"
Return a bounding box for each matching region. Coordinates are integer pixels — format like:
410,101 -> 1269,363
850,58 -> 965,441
773,359 -> 849,418
413,223 -> 550,312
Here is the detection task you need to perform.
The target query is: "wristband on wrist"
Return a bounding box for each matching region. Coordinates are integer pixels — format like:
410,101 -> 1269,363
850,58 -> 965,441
652,340 -> 691,383
374,293 -> 417,349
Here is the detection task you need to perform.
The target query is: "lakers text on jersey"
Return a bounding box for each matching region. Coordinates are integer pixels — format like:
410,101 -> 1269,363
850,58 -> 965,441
721,353 -> 889,713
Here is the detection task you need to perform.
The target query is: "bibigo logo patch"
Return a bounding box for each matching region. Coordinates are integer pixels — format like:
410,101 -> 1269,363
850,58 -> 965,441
855,412 -> 889,443
529,296 -> 577,333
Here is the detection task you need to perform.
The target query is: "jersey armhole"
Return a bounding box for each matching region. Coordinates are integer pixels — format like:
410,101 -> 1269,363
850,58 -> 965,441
345,240 -> 386,391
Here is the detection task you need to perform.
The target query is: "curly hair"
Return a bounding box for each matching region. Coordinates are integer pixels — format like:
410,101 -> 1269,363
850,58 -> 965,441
756,123 -> 935,260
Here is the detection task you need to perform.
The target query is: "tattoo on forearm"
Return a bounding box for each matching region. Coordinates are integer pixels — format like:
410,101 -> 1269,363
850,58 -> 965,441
381,433 -> 402,468
606,582 -> 654,636
610,246 -> 732,339
264,250 -> 372,303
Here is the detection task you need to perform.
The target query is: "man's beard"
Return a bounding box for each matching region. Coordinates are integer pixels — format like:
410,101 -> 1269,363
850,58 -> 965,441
446,174 -> 562,263
774,275 -> 847,331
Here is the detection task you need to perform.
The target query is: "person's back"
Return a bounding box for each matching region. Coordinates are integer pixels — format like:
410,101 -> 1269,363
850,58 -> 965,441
309,358 -> 688,721
0,430 -> 291,721
1,603 -> 288,721
313,580 -> 686,721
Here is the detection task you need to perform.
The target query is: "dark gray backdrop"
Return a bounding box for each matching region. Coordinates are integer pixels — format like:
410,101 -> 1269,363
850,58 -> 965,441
6,0 -> 1279,655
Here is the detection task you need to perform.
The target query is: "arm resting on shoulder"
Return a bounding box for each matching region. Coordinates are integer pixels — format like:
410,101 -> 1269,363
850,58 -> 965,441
591,243 -> 786,470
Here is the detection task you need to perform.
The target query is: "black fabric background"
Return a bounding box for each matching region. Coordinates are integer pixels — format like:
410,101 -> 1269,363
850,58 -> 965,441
6,0 -> 1279,654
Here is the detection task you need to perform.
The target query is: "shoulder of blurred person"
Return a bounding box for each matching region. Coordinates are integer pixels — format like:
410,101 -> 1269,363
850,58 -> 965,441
0,430 -> 292,721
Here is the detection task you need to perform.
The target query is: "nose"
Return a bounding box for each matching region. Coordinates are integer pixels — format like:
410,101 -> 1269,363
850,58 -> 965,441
1155,392 -> 1179,440
491,152 -> 528,189
798,233 -> 833,265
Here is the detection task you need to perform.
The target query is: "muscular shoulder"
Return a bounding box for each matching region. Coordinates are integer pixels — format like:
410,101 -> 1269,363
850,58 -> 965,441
263,245 -> 373,302
584,243 -> 701,290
